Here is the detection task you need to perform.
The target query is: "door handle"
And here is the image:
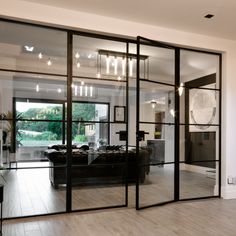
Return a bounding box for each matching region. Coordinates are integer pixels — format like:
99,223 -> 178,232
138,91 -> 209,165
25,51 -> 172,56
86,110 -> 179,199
136,131 -> 149,141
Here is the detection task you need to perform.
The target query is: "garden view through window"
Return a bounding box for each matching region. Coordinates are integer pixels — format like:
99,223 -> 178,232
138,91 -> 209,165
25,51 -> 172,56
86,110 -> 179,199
15,99 -> 109,161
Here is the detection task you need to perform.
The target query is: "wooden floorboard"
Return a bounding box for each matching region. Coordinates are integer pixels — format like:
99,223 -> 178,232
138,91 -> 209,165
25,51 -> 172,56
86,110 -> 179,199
3,199 -> 236,236
1,164 -> 217,218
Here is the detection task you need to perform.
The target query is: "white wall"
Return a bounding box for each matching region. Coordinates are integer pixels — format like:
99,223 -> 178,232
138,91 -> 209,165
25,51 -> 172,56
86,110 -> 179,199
1,0 -> 236,199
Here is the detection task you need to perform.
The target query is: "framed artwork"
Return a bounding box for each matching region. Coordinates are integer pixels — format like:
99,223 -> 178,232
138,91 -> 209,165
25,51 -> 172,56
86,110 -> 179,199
114,106 -> 125,122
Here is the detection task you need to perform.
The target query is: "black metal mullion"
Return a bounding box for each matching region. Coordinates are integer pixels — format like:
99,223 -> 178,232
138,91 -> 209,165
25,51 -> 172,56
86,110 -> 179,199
125,42 -> 129,207
174,48 -> 180,201
66,31 -> 73,213
219,53 -> 222,198
136,36 -> 140,210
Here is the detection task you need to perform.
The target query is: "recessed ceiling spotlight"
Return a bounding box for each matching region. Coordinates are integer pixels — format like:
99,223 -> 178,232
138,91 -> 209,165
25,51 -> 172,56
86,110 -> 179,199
47,58 -> 52,66
38,52 -> 43,59
24,45 -> 34,52
75,52 -> 80,59
204,14 -> 214,19
76,62 -> 81,68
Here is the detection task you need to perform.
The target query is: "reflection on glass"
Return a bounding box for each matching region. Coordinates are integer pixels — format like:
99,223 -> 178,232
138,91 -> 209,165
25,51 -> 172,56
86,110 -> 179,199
16,101 -> 63,120
140,45 -> 175,84
139,164 -> 174,207
2,167 -> 66,218
139,123 -> 174,163
180,50 -> 220,89
139,81 -> 175,124
180,162 -> 219,199
0,21 -> 67,75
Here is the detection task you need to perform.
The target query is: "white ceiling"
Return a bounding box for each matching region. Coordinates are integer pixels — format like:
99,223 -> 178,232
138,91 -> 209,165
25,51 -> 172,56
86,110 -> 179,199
21,0 -> 236,40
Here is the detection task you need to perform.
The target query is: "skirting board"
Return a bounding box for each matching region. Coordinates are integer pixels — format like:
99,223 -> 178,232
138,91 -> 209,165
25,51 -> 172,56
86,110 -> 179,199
221,186 -> 236,199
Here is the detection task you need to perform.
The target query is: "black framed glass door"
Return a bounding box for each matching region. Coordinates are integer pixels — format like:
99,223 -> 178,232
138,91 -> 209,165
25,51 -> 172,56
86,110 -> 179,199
136,36 -> 178,209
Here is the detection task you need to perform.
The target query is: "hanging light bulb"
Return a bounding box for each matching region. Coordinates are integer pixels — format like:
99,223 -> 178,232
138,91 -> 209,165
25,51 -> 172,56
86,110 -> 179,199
57,88 -> 62,93
178,83 -> 184,96
97,72 -> 101,78
75,85 -> 78,96
151,101 -> 157,109
129,58 -> 133,77
80,86 -> 83,96
75,52 -> 80,59
38,52 -> 43,59
76,62 -> 80,68
47,58 -> 52,66
114,57 -> 118,75
36,84 -> 39,92
170,109 -> 175,117
122,57 -> 126,76
90,86 -> 93,97
106,55 -> 110,74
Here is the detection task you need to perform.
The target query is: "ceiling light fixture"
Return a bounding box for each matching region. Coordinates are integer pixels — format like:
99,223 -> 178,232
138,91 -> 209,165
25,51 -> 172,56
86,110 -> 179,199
88,54 -> 92,59
122,57 -> 126,76
178,83 -> 184,96
118,76 -> 122,81
75,52 -> 80,59
170,109 -> 175,117
150,100 -> 157,109
98,50 -> 148,79
81,81 -> 85,86
205,14 -> 214,19
114,57 -> 118,75
57,88 -> 62,93
97,73 -> 101,78
76,62 -> 81,68
129,58 -> 133,77
90,86 -> 93,97
75,85 -> 78,96
24,45 -> 34,52
47,58 -> 52,66
38,52 -> 43,59
106,55 -> 110,74
36,84 -> 39,92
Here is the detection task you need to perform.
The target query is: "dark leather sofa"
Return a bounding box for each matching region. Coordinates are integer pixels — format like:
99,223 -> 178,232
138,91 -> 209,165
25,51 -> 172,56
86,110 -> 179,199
45,145 -> 150,188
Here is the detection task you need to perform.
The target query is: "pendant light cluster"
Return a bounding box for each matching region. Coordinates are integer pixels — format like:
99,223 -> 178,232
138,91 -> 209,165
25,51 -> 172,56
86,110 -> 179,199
72,81 -> 94,98
97,49 -> 148,81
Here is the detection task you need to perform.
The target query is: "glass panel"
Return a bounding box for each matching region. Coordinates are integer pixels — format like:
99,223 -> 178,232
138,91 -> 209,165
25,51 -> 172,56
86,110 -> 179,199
16,121 -> 63,162
140,44 -> 175,84
139,164 -> 174,207
73,36 -> 126,81
2,167 -> 66,217
179,125 -> 219,163
0,21 -> 67,75
16,100 -> 63,120
180,50 -> 220,89
72,122 -> 109,148
139,123 -> 174,163
72,164 -> 126,210
140,81 -> 175,124
180,161 -> 219,199
72,102 -> 108,122
180,88 -> 220,125
72,77 -> 126,108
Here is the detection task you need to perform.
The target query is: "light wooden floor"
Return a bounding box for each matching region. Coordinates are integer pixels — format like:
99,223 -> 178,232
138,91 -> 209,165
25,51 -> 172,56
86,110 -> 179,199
3,198 -> 236,236
1,164 -> 217,218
